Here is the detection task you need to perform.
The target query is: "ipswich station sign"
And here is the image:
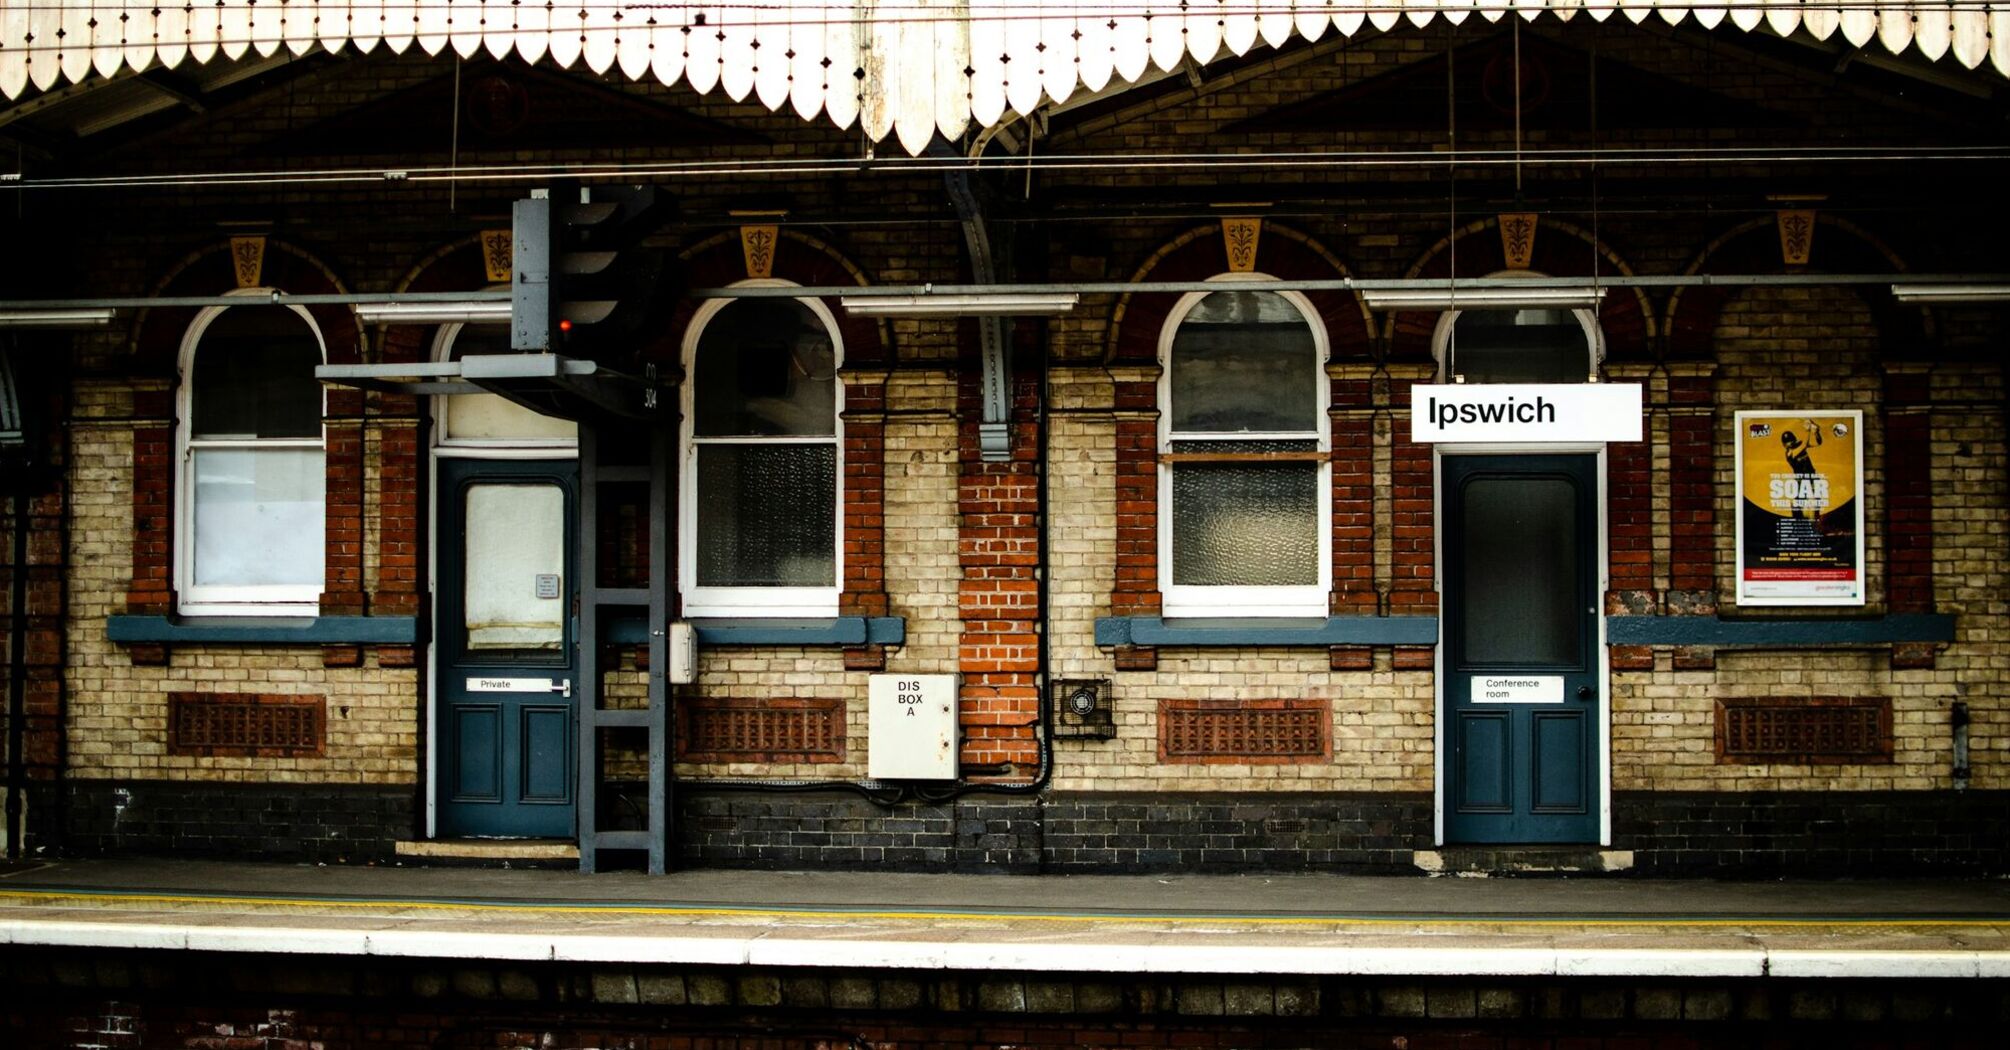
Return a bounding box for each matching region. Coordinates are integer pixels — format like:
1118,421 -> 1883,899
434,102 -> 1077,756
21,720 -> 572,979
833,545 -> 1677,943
1411,384 -> 1644,444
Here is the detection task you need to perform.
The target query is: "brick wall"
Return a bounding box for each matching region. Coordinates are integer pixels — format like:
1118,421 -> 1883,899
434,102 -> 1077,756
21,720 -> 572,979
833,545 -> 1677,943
1606,285 -> 2000,797
63,391 -> 420,788
26,16 -> 2010,864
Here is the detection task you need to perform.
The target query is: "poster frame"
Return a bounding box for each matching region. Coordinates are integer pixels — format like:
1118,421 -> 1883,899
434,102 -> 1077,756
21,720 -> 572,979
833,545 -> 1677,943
1732,409 -> 1867,607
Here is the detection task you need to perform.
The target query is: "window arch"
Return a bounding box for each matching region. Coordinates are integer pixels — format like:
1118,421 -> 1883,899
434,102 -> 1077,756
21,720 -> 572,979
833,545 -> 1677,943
679,285 -> 843,617
1431,276 -> 1605,385
1157,282 -> 1331,617
176,301 -> 327,613
431,319 -> 579,448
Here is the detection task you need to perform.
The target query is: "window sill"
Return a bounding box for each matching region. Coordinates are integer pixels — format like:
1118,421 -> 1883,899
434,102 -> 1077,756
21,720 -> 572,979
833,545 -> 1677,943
1095,615 -> 1438,648
107,614 -> 418,646
605,616 -> 905,647
1606,614 -> 1955,647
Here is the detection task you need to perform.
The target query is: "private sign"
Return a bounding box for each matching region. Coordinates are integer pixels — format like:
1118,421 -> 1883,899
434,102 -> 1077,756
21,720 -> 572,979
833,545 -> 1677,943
1411,384 -> 1644,443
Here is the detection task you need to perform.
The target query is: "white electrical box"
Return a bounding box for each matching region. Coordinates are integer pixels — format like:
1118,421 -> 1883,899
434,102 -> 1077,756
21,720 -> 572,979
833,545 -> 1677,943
666,620 -> 696,685
868,674 -> 959,780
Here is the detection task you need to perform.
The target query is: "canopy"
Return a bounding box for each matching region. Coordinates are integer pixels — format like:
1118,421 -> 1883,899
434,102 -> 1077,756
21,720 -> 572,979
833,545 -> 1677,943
3,2 -> 2005,154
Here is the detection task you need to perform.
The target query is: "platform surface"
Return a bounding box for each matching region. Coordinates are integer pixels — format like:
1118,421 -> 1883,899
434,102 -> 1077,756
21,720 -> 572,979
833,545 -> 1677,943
4,858 -> 2008,979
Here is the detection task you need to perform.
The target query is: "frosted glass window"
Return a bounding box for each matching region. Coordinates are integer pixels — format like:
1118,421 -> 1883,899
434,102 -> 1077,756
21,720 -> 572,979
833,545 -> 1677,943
696,445 -> 837,587
440,323 -> 578,443
189,448 -> 325,588
684,293 -> 842,615
1160,288 -> 1327,607
1170,461 -> 1320,586
1168,291 -> 1318,433
464,484 -> 565,652
1448,309 -> 1590,384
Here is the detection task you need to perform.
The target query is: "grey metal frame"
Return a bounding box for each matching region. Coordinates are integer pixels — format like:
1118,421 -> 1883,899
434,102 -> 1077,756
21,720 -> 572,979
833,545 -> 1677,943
575,418 -> 673,874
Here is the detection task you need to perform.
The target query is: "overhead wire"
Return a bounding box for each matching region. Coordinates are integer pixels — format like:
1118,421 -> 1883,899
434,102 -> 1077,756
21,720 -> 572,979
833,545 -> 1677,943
4,145 -> 2005,192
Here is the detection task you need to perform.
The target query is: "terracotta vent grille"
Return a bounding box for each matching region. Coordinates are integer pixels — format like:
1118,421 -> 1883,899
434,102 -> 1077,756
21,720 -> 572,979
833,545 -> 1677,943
1715,696 -> 1893,765
168,692 -> 326,757
1159,698 -> 1330,764
679,697 -> 845,763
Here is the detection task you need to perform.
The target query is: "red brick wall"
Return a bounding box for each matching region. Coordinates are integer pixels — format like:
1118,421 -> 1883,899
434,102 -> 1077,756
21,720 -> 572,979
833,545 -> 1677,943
1882,369 -> 1934,616
1329,373 -> 1377,615
957,348 -> 1041,775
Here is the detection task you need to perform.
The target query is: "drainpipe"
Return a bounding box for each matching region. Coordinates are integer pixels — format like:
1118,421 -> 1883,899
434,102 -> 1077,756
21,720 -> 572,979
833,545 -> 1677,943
936,149 -> 1013,463
1951,701 -> 1970,790
5,474 -> 24,859
3,342 -> 30,858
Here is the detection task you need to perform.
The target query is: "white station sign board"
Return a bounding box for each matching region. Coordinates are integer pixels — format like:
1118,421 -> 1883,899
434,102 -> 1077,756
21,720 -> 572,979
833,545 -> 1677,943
1412,384 -> 1643,443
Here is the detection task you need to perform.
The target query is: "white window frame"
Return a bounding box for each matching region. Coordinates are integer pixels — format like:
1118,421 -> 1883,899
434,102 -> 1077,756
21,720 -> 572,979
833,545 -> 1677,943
174,294 -> 328,615
678,280 -> 844,619
1431,270 -> 1606,384
430,319 -> 581,454
1157,275 -> 1332,619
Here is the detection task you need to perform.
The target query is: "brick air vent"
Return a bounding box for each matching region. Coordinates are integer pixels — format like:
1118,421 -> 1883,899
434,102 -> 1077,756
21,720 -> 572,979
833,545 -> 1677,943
678,697 -> 845,763
1715,696 -> 1893,765
1159,698 -> 1330,764
167,692 -> 326,758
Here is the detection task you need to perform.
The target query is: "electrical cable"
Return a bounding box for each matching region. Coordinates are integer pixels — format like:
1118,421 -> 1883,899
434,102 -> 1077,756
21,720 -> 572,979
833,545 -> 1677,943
6,145 -> 2005,192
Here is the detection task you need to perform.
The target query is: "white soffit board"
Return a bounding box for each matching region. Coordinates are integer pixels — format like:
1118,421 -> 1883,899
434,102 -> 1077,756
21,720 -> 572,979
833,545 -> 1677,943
2,4 -> 2006,155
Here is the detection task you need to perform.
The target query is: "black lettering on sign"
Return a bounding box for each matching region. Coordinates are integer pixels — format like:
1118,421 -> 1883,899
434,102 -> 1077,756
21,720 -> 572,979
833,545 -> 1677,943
898,680 -> 922,716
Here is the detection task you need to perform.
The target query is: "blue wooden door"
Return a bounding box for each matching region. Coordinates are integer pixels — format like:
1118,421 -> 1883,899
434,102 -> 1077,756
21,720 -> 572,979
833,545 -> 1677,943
1442,453 -> 1601,844
436,458 -> 578,838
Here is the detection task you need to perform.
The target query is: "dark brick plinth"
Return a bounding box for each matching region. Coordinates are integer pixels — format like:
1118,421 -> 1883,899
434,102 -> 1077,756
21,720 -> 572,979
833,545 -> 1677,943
674,790 -> 1433,874
59,780 -> 414,864
1616,790 -> 2010,876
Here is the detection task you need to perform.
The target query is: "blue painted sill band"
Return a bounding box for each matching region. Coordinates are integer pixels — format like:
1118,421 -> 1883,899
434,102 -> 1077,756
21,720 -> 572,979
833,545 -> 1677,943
606,616 -> 905,646
1606,614 -> 1955,646
1095,616 -> 1439,648
106,615 -> 418,645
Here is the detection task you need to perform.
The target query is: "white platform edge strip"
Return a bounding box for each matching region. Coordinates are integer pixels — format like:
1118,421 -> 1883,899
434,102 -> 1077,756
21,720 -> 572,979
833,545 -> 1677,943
6,919 -> 2008,978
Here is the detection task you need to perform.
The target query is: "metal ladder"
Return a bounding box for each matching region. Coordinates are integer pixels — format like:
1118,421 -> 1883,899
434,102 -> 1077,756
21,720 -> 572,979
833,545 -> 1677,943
575,418 -> 672,873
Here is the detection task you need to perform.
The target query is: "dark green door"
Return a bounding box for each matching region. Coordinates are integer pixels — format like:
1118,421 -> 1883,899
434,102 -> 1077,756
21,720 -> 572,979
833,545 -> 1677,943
1443,453 -> 1601,844
436,458 -> 578,838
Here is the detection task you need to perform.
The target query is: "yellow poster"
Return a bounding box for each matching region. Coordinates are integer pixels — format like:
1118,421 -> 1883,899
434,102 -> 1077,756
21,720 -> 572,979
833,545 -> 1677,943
1734,411 -> 1864,606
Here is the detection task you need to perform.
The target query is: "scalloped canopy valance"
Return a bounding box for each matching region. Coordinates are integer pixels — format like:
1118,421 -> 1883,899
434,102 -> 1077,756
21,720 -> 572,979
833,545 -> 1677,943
3,2 -> 2005,154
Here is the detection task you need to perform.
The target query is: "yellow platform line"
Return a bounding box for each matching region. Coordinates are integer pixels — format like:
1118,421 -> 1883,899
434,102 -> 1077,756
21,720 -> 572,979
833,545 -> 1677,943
3,888 -> 2007,930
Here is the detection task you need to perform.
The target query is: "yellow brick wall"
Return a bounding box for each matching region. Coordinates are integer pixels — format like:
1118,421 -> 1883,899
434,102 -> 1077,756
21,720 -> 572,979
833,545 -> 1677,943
64,380 -> 419,785
669,369 -> 963,780
1043,367 -> 1435,792
1608,288 -> 2005,792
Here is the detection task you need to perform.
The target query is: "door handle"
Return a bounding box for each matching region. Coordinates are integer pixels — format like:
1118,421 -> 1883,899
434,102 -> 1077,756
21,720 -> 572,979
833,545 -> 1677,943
1577,685 -> 1592,699
553,679 -> 573,699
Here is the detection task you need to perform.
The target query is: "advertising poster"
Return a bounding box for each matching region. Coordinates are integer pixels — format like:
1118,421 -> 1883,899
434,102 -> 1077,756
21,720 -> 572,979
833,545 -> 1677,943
1734,411 -> 1865,606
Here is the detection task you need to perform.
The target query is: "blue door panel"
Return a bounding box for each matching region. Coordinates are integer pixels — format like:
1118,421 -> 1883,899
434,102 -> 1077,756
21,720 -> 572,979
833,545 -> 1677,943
1456,712 -> 1512,813
1531,710 -> 1589,814
520,706 -> 574,804
450,705 -> 502,803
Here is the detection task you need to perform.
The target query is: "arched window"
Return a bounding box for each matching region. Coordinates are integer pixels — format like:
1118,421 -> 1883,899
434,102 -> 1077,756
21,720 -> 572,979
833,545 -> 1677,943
680,292 -> 842,617
433,321 -> 579,447
1437,307 -> 1601,384
1159,285 -> 1330,617
177,303 -> 327,613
